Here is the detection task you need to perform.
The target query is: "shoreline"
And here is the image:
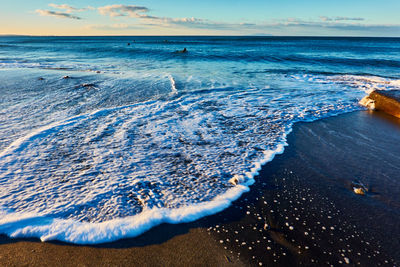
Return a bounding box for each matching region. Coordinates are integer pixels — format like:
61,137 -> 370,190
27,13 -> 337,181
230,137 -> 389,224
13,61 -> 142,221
205,110 -> 400,266
1,110 -> 399,266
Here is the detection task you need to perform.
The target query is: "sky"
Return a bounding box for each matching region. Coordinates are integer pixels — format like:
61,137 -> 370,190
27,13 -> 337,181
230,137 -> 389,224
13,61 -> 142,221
0,0 -> 399,36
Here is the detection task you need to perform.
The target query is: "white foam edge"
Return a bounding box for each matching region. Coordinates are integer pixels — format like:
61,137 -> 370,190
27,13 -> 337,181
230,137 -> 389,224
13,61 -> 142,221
2,104 -> 367,245
167,74 -> 178,95
0,89 -> 371,245
0,138 -> 288,245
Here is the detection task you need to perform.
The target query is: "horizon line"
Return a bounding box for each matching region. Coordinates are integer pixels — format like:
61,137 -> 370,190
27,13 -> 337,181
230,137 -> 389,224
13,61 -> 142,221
1,34 -> 400,38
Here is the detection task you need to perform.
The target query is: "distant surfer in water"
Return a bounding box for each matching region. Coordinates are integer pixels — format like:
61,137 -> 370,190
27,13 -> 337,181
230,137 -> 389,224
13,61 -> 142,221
176,48 -> 187,53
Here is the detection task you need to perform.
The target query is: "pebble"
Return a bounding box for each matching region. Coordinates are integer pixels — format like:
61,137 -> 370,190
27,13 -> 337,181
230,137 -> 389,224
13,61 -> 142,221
353,187 -> 366,195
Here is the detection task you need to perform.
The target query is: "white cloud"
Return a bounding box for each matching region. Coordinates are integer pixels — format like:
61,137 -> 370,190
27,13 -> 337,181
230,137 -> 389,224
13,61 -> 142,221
96,4 -> 210,27
34,4 -> 399,36
98,5 -> 149,18
48,4 -> 91,13
92,7 -> 400,35
35,9 -> 82,20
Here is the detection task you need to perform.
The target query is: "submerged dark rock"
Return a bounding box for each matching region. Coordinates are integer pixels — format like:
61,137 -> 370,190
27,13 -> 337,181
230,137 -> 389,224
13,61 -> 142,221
74,83 -> 96,89
82,83 -> 96,88
360,90 -> 400,118
175,48 -> 187,53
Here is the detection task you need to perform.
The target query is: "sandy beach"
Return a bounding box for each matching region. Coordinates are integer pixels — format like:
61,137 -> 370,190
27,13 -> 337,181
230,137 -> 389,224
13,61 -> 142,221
1,110 -> 399,266
0,228 -> 244,266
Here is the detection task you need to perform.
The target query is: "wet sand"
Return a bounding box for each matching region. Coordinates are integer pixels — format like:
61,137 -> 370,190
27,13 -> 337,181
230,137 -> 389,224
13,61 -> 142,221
206,110 -> 400,266
1,110 -> 399,266
0,226 -> 243,266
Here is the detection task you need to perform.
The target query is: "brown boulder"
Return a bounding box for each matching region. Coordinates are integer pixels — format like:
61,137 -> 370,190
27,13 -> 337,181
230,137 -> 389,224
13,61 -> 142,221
360,90 -> 400,119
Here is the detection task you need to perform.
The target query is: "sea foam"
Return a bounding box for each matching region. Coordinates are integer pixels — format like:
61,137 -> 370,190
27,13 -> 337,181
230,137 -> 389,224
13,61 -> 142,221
1,73 -> 393,244
0,143 -> 286,244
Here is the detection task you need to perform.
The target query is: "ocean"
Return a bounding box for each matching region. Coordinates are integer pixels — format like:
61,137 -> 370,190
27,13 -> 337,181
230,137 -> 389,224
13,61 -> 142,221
0,36 -> 399,244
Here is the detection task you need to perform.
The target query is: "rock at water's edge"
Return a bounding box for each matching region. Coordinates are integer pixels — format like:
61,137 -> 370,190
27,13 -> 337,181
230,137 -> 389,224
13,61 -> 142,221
359,95 -> 375,110
359,90 -> 400,119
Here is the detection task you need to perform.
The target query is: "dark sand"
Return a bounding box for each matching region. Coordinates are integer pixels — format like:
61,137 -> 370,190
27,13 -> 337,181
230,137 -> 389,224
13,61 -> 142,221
1,110 -> 399,266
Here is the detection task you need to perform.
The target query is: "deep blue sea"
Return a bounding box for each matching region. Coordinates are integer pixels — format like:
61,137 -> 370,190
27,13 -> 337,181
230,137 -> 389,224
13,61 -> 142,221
0,36 -> 399,244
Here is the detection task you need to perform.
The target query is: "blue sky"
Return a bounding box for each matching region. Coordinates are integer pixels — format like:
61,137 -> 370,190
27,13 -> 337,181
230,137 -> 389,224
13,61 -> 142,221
1,0 -> 399,36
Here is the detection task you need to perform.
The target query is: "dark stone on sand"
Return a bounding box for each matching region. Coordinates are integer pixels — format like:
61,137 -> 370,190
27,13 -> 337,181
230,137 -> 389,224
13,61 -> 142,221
360,90 -> 400,118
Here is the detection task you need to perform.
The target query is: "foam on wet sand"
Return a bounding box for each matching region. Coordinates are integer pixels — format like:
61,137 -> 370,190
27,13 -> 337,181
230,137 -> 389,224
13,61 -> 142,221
1,110 -> 399,266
